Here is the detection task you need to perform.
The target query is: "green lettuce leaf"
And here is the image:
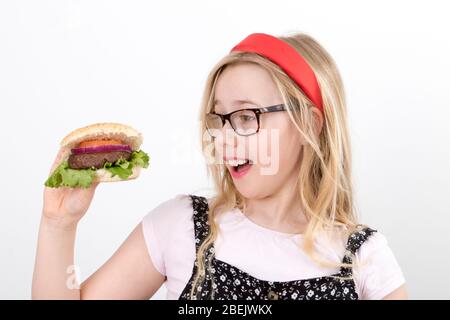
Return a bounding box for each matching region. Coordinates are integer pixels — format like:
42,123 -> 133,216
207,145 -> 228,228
44,161 -> 96,189
130,150 -> 150,169
44,150 -> 150,188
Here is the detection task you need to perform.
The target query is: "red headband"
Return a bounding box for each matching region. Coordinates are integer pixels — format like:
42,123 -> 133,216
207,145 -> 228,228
230,33 -> 324,113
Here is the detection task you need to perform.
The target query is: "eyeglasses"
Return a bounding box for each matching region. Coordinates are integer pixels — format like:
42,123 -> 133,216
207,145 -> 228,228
205,104 -> 287,137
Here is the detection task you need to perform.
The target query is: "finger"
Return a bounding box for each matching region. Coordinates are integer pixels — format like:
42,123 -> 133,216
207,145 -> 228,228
91,181 -> 100,189
48,148 -> 68,175
76,181 -> 100,196
84,181 -> 100,190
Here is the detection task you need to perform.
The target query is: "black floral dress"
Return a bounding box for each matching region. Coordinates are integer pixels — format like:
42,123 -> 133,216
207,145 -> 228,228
179,194 -> 377,300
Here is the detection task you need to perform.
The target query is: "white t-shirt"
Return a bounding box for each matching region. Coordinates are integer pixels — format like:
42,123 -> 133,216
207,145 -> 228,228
141,194 -> 405,300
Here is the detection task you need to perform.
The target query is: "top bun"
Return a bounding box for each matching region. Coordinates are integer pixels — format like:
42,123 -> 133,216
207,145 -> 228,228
60,122 -> 143,150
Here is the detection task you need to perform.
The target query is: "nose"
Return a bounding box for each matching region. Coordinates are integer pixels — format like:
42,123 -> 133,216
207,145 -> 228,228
214,119 -> 237,149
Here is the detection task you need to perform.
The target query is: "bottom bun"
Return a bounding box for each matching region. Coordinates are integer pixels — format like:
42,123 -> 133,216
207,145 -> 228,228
93,166 -> 142,183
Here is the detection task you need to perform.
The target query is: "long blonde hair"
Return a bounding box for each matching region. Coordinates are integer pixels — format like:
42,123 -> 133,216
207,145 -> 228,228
190,32 -> 361,299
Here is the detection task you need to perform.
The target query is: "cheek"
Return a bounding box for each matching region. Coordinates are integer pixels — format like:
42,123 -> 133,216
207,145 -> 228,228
212,138 -> 222,159
267,133 -> 301,177
280,123 -> 304,169
253,118 -> 303,175
278,133 -> 303,173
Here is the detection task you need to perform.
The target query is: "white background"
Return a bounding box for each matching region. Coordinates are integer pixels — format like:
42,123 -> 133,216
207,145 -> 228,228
0,0 -> 449,299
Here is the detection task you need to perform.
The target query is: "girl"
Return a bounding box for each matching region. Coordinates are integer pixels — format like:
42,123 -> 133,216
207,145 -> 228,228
33,32 -> 407,300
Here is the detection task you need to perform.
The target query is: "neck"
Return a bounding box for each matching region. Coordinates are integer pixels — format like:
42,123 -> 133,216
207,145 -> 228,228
243,180 -> 308,234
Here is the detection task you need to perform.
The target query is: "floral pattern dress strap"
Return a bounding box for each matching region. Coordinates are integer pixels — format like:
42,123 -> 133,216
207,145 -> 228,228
178,195 -> 215,300
339,225 -> 378,277
189,194 -> 212,252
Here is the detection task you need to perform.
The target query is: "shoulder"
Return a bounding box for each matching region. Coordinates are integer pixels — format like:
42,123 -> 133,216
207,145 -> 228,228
141,193 -> 213,236
142,194 -> 193,223
354,228 -> 391,258
352,228 -> 406,299
141,194 -> 201,237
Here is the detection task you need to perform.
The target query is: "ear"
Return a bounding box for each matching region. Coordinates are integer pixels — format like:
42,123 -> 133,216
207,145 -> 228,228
311,107 -> 324,136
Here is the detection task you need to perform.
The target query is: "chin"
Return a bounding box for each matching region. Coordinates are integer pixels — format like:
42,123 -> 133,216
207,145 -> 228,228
234,183 -> 267,200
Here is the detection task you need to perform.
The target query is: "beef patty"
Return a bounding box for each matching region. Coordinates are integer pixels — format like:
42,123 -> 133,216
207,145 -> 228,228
68,151 -> 132,169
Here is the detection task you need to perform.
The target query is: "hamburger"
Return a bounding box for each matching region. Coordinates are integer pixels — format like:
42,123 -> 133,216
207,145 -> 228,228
45,122 -> 150,188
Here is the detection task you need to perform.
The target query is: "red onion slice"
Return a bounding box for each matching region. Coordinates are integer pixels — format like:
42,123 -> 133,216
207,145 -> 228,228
71,144 -> 132,155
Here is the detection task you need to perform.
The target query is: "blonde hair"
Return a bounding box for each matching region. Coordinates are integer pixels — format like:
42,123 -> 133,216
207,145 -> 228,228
190,32 -> 362,299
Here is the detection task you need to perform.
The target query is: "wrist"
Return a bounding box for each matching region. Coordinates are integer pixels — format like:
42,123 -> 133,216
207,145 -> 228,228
40,214 -> 79,232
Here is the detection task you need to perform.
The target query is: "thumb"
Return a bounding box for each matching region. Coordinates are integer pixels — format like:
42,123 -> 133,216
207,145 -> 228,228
86,181 -> 101,192
49,148 -> 69,175
92,181 -> 100,189
82,180 -> 100,191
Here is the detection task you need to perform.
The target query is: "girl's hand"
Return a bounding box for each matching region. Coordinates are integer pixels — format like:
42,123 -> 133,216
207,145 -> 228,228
42,148 -> 99,228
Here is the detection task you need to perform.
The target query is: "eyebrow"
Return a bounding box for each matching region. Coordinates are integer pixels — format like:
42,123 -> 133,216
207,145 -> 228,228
213,99 -> 260,107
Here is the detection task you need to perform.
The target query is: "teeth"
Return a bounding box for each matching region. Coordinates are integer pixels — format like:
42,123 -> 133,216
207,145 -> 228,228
225,159 -> 248,167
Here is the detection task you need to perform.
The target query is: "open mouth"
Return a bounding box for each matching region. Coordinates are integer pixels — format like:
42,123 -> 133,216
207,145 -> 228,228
226,159 -> 254,173
234,159 -> 252,172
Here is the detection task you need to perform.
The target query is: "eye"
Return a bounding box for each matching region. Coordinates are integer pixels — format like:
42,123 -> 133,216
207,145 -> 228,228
239,114 -> 255,122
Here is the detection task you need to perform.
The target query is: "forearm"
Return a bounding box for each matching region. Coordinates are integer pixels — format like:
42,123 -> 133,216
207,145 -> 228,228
32,216 -> 81,300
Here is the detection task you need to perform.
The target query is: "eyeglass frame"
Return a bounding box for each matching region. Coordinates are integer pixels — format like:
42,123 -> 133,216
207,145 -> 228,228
206,103 -> 287,137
